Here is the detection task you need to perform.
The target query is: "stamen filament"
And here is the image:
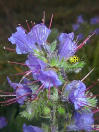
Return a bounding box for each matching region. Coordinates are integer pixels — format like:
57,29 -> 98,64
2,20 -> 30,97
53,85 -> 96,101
49,14 -> 53,29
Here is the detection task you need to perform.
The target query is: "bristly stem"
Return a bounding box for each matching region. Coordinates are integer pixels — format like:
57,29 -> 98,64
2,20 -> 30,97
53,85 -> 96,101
50,103 -> 58,132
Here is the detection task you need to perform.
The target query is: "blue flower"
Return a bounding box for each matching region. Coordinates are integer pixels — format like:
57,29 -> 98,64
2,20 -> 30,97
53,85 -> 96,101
72,24 -> 80,31
29,23 -> 51,45
16,86 -> 32,104
36,70 -> 62,88
90,17 -> 99,24
64,80 -> 87,110
25,54 -> 46,74
7,77 -> 32,104
68,110 -> 94,132
77,33 -> 84,41
58,32 -> 77,59
77,15 -> 84,24
94,28 -> 99,35
8,26 -> 36,54
0,117 -> 7,129
26,54 -> 62,88
23,124 -> 44,132
8,24 -> 51,54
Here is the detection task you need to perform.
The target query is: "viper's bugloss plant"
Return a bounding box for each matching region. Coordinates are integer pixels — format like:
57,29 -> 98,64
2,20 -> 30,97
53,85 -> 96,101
0,14 -> 99,132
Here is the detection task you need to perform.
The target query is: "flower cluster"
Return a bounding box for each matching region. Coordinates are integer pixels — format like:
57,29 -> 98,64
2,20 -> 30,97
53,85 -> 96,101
0,15 -> 99,131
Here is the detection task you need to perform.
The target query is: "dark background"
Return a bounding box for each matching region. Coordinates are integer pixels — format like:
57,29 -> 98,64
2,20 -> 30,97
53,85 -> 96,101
0,0 -> 99,131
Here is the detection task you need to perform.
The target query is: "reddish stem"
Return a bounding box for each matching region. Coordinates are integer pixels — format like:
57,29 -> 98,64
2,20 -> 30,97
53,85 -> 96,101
49,14 -> 53,29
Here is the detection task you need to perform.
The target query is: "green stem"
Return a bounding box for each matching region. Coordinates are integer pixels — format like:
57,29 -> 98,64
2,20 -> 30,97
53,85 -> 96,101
50,104 -> 58,132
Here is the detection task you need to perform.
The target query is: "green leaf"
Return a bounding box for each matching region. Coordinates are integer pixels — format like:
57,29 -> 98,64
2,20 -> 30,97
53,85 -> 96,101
50,40 -> 57,53
57,106 -> 65,115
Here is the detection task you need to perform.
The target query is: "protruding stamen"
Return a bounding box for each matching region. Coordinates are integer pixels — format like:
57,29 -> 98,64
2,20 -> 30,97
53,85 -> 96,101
3,46 -> 15,52
42,11 -> 45,24
93,108 -> 99,114
19,71 -> 32,83
49,13 -> 53,29
86,79 -> 99,91
26,20 -> 31,31
0,95 -> 16,97
8,61 -> 26,66
31,21 -> 34,27
36,84 -> 45,94
76,32 -> 96,51
14,71 -> 29,76
0,92 -> 31,105
81,68 -> 95,82
0,90 -> 15,95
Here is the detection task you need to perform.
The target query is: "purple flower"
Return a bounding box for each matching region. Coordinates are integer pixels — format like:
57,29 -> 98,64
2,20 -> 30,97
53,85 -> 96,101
94,28 -> 99,35
16,86 -> 32,104
25,54 -> 46,74
77,15 -> 84,24
90,17 -> 99,24
7,77 -> 32,104
72,24 -> 80,31
8,26 -> 36,54
0,117 -> 7,129
58,32 -> 77,59
68,110 -> 94,131
36,70 -> 62,88
77,33 -> 84,41
8,24 -> 51,54
7,76 -> 22,90
64,80 -> 87,110
23,124 -> 44,132
29,23 -> 51,45
26,54 -> 62,88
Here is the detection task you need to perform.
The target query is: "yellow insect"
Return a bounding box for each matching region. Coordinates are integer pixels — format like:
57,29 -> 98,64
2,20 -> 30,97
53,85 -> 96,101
69,56 -> 80,63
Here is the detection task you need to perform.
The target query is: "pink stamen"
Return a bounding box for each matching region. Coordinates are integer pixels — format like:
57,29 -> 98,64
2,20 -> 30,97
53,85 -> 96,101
26,20 -> 31,31
26,80 -> 40,85
42,11 -> 45,24
36,84 -> 45,94
49,14 -> 53,29
19,71 -> 32,83
31,21 -> 34,27
76,32 -> 95,51
27,94 -> 38,102
0,92 -> 31,105
0,90 -> 15,95
8,61 -> 26,66
3,46 -> 15,52
92,126 -> 99,131
93,108 -> 99,113
14,71 -> 29,76
86,80 -> 99,91
91,94 -> 99,98
78,100 -> 96,109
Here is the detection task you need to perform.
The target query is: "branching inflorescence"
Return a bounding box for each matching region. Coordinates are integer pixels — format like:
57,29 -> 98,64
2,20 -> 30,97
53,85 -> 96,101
0,13 -> 99,132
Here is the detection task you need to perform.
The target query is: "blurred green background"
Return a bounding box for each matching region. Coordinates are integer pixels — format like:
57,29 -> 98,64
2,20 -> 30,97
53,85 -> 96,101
0,0 -> 99,131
